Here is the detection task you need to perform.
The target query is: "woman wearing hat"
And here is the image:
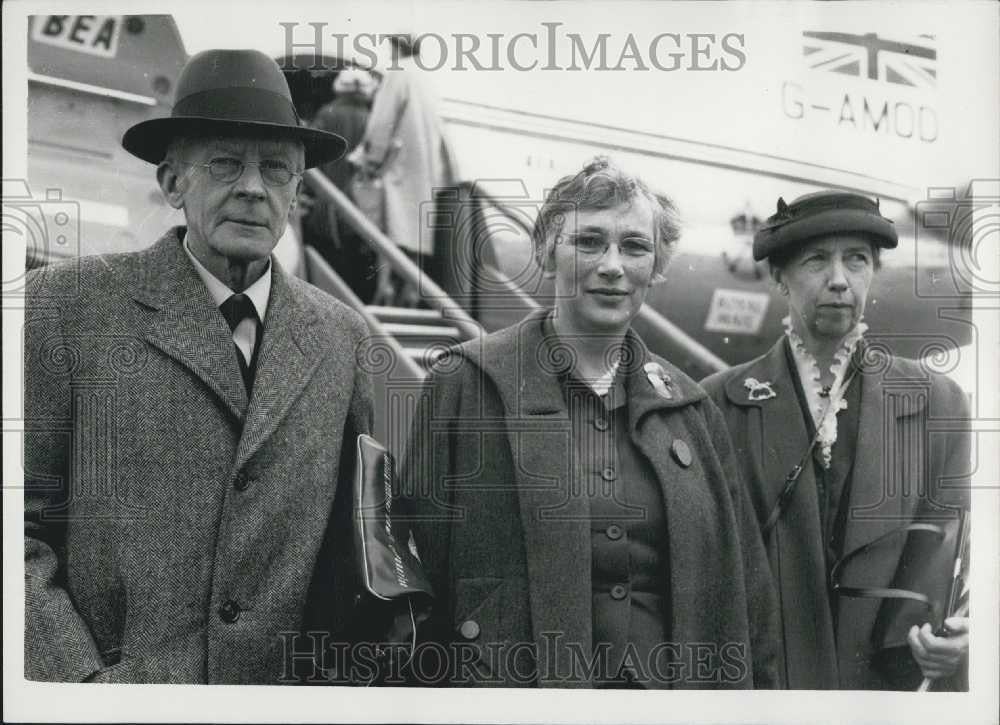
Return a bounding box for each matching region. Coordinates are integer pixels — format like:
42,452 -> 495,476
701,191 -> 971,689
397,157 -> 778,688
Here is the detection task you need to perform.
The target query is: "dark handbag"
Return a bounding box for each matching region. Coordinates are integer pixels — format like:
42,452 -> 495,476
349,434 -> 434,683
830,509 -> 969,650
353,434 -> 433,602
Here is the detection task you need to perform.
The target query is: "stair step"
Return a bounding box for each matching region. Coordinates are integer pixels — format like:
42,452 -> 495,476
403,346 -> 451,365
380,322 -> 461,339
367,305 -> 445,324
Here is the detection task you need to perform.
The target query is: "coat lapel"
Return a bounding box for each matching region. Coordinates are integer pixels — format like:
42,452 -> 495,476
840,349 -> 928,557
723,338 -> 811,517
622,335 -> 723,654
468,311 -> 592,684
233,265 -> 329,473
133,230 -> 248,421
131,230 -> 334,473
723,337 -> 836,687
834,347 -> 931,687
624,331 -> 707,430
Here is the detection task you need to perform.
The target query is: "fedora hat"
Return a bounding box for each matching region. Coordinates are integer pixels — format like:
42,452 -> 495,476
122,49 -> 347,168
753,190 -> 898,261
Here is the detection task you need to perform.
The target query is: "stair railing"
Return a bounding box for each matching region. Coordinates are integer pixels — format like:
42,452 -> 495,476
303,246 -> 424,380
303,169 -> 482,341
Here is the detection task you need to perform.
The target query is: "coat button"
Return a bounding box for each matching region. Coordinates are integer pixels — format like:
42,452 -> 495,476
234,473 -> 251,491
610,584 -> 628,600
671,440 -> 692,468
593,416 -> 609,432
601,467 -> 617,482
458,620 -> 480,640
218,599 -> 241,623
605,524 -> 623,541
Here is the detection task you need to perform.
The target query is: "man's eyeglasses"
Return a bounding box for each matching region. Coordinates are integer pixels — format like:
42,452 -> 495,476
182,157 -> 302,187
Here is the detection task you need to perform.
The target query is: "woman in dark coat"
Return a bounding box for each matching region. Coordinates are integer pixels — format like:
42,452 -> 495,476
399,157 -> 778,689
701,191 -> 971,690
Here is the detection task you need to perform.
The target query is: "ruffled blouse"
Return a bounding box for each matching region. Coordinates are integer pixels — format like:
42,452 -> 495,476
784,316 -> 867,468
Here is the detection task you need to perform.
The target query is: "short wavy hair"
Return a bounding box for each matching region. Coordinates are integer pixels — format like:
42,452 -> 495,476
531,156 -> 681,283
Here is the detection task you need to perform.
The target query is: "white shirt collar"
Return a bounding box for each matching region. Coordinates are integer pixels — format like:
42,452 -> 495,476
588,360 -> 620,397
183,233 -> 271,322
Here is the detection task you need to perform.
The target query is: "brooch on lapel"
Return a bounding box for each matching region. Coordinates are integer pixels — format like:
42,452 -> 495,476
644,362 -> 673,400
743,377 -> 777,401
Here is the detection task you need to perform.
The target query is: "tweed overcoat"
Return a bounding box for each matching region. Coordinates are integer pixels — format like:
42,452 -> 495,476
24,228 -> 374,683
701,338 -> 970,689
399,311 -> 779,688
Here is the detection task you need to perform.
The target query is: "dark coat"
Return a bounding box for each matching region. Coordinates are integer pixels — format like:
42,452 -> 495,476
309,92 -> 377,299
701,338 -> 970,689
399,310 -> 779,688
314,92 -> 370,193
23,229 -> 373,683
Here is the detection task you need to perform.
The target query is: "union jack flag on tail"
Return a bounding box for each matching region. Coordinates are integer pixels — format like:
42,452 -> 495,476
802,32 -> 937,88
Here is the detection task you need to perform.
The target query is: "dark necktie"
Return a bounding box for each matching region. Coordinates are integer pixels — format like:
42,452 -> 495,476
219,293 -> 259,393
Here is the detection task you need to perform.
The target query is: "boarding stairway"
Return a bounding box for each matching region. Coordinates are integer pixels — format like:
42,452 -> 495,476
366,305 -> 461,373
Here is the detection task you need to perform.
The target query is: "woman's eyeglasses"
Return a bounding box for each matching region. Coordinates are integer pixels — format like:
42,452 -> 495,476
562,233 -> 655,260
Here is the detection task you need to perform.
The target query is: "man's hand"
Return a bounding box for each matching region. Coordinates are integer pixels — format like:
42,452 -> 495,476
907,617 -> 969,680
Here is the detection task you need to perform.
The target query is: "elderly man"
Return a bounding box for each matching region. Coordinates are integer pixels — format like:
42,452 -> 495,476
24,49 -> 373,683
702,191 -> 971,689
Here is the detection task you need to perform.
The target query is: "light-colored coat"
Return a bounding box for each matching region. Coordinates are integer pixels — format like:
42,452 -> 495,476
399,310 -> 779,688
702,338 -> 970,689
24,228 -> 373,683
362,56 -> 454,255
